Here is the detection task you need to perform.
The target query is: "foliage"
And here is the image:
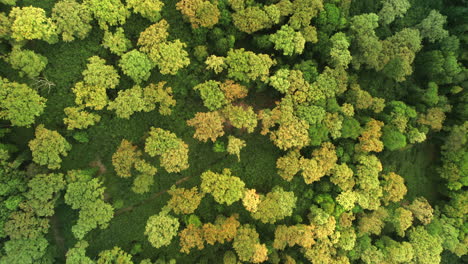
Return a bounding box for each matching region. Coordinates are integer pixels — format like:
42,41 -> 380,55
145,212 -> 179,249
52,0 -> 93,42
127,0 -> 164,22
176,0 -> 220,28
7,48 -> 48,79
0,78 -> 46,127
83,0 -> 130,30
119,50 -> 153,84
145,127 -> 189,172
8,6 -> 57,43
269,25 -> 305,56
200,169 -> 245,206
28,125 -> 71,170
102,27 -> 132,56
63,107 -> 101,130
187,111 -> 225,142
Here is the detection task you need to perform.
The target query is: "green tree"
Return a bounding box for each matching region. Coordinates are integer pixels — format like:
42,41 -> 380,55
288,0 -> 323,30
65,241 -> 94,264
225,49 -> 276,83
52,0 -> 93,42
108,86 -> 145,119
82,56 -> 120,90
6,48 -> 48,79
73,199 -> 114,240
25,173 -> 66,217
145,212 -> 179,248
417,10 -> 449,43
8,6 -> 57,43
269,25 -> 305,56
131,160 -> 157,194
251,186 -> 297,224
408,226 -> 443,264
127,0 -> 164,22
382,125 -> 407,151
28,125 -> 71,170
200,169 -> 245,205
102,27 -> 132,56
232,6 -> 280,34
63,107 -> 101,130
152,40 -> 191,75
222,105 -> 258,133
232,225 -> 268,263
83,0 -> 130,30
97,247 -> 133,264
119,50 -> 153,84
0,78 -> 46,127
349,13 -> 382,70
329,32 -> 352,68
193,81 -> 228,111
0,237 -> 49,264
144,127 -> 189,173
378,0 -> 411,25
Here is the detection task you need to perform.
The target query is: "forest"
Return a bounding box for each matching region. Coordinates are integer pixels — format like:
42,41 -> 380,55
0,0 -> 467,263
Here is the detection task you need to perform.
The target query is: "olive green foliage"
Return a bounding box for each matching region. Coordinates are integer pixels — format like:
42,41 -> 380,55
6,48 -> 48,79
127,0 -> 164,22
144,127 -> 189,172
378,0 -> 411,25
63,107 -> 101,130
83,0 -> 130,30
0,78 -> 46,127
200,169 -> 245,206
251,186 -> 297,224
138,20 -> 190,75
225,48 -> 275,82
102,28 -> 132,56
25,173 -> 66,217
52,0 -> 93,42
8,6 -> 57,43
193,81 -> 227,111
232,6 -> 280,34
64,170 -> 114,240
269,25 -> 305,56
145,212 -> 179,248
119,50 -> 153,84
28,125 -> 71,170
417,10 -> 449,43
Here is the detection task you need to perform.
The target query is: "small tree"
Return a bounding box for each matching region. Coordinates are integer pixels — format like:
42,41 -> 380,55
176,0 -> 220,28
167,186 -> 204,215
119,50 -> 153,84
7,48 -> 48,79
127,0 -> 164,22
145,212 -> 180,248
9,6 -> 57,43
83,0 -> 130,30
52,0 -> 93,42
187,111 -> 225,142
29,125 -> 71,170
102,27 -> 132,56
0,78 -> 46,127
200,169 -> 245,205
63,107 -> 101,130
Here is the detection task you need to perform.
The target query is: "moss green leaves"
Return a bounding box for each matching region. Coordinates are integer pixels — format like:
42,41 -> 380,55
28,125 -> 71,170
0,78 -> 46,127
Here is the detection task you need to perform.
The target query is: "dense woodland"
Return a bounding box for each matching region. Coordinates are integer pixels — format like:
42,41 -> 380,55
0,0 -> 467,263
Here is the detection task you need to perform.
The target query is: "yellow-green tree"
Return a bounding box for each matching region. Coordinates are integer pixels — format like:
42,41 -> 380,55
127,0 -> 164,22
145,127 -> 189,172
227,136 -> 246,161
29,125 -> 71,170
0,78 -> 46,127
200,169 -> 245,205
52,0 -> 93,42
9,6 -> 57,43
